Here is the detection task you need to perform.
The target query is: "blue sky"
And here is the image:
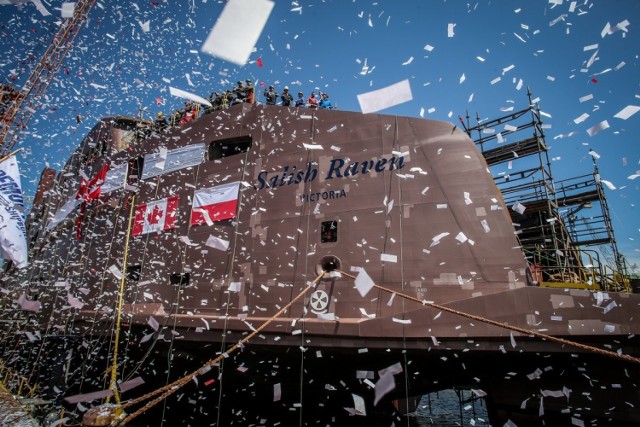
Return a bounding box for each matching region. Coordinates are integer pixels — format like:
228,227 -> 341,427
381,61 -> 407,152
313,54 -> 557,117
1,0 -> 639,269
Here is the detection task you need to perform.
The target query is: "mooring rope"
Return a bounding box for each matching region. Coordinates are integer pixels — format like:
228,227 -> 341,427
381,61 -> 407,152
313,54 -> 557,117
336,269 -> 640,366
107,266 -> 640,425
112,274 -> 321,426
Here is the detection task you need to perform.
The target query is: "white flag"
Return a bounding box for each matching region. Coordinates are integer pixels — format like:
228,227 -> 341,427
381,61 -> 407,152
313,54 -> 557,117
141,144 -> 205,180
0,156 -> 28,268
101,162 -> 128,194
46,196 -> 82,232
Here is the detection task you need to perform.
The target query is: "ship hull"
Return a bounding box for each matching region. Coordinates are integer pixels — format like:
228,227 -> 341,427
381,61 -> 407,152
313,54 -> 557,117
23,325 -> 640,426
3,104 -> 640,425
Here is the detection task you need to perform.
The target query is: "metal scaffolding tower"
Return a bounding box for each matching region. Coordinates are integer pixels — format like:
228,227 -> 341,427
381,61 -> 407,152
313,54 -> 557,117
463,89 -> 628,290
464,89 -> 563,263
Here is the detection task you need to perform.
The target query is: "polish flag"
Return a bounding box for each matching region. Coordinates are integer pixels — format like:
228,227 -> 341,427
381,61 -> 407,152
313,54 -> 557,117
133,195 -> 179,236
191,182 -> 240,226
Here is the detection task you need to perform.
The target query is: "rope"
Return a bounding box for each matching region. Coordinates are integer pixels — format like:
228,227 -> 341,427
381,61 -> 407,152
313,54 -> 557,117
73,193 -> 130,393
106,194 -> 137,405
119,176 -> 164,384
392,116 -> 412,427
212,147 -> 252,427
296,112 -> 320,427
336,269 -> 640,366
113,274 -> 322,426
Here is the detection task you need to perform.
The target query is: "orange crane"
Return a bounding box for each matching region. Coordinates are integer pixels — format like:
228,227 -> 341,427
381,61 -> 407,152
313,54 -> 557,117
0,0 -> 97,156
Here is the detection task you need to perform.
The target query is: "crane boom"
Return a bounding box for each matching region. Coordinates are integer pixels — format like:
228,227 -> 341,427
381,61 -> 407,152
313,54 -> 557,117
0,0 -> 97,155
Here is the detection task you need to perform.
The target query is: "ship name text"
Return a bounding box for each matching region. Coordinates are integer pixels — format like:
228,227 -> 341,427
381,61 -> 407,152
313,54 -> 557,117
253,154 -> 405,191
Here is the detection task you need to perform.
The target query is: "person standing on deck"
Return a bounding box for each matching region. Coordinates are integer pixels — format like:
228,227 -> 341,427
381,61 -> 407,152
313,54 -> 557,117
307,92 -> 318,109
154,112 -> 168,131
280,86 -> 293,106
295,91 -> 306,107
264,85 -> 277,105
244,79 -> 255,104
318,93 -> 334,109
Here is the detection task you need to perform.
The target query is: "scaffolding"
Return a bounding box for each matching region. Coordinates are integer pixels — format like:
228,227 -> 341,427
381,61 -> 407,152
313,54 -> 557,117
463,89 -> 629,291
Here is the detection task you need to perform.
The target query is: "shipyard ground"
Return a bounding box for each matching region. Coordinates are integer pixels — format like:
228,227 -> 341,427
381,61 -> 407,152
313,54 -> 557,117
0,388 -> 39,426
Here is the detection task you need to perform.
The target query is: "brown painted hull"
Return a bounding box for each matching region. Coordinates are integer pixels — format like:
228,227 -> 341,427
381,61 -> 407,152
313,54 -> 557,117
6,104 -> 640,425
16,102 -> 640,354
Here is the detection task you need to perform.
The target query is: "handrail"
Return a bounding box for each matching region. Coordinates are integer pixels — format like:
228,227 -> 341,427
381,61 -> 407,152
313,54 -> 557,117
602,264 -> 630,293
526,246 -> 631,293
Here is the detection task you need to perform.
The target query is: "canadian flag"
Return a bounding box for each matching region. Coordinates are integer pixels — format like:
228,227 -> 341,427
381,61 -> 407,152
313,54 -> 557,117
133,195 -> 179,237
191,182 -> 240,226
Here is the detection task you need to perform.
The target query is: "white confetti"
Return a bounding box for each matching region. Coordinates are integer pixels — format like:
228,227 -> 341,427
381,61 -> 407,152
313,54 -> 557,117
614,105 -> 640,120
447,23 -> 456,37
355,269 -> 375,297
512,201 -> 526,214
201,0 -> 275,66
61,2 -> 74,18
357,79 -> 413,114
601,179 -> 616,190
586,120 -> 610,137
206,235 -> 230,251
380,253 -> 397,263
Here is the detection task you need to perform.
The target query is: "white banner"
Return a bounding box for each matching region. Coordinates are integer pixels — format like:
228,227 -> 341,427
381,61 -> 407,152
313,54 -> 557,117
168,87 -> 213,107
101,162 -> 128,194
0,156 -> 28,268
141,144 -> 205,180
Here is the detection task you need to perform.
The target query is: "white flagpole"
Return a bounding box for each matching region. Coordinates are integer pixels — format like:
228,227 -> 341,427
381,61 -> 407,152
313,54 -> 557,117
0,148 -> 24,164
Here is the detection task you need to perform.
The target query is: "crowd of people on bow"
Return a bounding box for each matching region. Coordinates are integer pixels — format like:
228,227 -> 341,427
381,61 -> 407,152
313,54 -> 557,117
209,79 -> 256,111
152,101 -> 198,131
152,80 -> 336,131
262,85 -> 334,109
